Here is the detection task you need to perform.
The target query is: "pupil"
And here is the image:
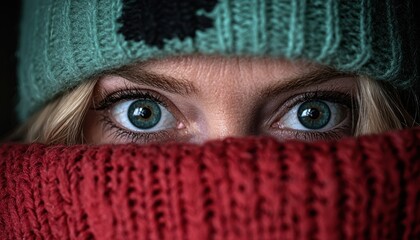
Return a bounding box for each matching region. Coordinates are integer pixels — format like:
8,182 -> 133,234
308,108 -> 320,119
134,107 -> 152,119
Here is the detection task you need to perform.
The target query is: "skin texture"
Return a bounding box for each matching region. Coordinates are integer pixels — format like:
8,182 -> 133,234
83,55 -> 358,144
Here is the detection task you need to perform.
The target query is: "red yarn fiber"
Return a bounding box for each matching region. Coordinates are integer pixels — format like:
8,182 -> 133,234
1,128 -> 419,239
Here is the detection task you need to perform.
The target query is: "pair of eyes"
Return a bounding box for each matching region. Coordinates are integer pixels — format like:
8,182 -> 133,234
96,89 -> 355,143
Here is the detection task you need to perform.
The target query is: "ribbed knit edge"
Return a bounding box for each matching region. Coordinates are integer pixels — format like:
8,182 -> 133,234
16,0 -> 416,121
1,128 -> 419,239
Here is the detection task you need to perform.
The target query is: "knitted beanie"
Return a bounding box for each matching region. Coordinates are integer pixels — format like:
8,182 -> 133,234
17,0 -> 416,121
1,128 -> 419,239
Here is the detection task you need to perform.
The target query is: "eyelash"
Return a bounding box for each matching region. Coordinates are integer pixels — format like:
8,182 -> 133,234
284,91 -> 354,109
93,88 -> 176,143
99,115 -> 173,143
290,125 -> 350,141
93,88 -> 168,110
274,91 -> 358,140
94,88 -> 358,143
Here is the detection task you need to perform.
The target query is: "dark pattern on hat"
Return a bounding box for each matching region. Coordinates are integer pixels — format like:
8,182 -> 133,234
118,0 -> 218,48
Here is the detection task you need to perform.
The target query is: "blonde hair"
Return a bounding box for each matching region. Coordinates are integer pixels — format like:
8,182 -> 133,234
15,76 -> 416,145
354,76 -> 416,135
14,79 -> 97,144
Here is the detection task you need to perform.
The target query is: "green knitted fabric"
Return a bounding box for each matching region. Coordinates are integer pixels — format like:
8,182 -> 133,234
17,0 -> 416,121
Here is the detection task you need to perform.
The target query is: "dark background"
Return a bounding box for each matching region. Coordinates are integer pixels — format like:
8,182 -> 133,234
1,1 -> 419,140
0,2 -> 20,139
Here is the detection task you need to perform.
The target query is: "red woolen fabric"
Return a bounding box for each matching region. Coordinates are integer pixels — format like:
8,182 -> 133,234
1,129 -> 419,240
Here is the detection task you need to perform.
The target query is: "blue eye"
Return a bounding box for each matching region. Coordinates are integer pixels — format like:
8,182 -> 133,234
280,99 -> 348,132
128,99 -> 162,129
110,99 -> 177,133
297,100 -> 331,129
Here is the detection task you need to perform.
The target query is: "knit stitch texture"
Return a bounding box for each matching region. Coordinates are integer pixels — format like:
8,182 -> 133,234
1,128 -> 419,239
17,0 -> 416,120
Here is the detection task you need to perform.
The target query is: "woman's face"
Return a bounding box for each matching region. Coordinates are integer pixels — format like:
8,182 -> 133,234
83,55 -> 358,144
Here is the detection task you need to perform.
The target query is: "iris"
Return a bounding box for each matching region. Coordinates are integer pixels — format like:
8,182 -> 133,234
297,100 -> 331,129
127,99 -> 162,129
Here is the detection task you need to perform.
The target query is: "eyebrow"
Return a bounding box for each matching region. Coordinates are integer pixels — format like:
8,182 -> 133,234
260,67 -> 356,98
107,64 -> 354,97
107,65 -> 199,95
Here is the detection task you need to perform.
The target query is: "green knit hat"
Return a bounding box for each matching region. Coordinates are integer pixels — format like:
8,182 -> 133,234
17,0 -> 416,121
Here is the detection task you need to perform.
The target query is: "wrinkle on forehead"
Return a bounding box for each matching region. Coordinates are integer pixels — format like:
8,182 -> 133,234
141,55 -> 320,97
143,55 -> 317,78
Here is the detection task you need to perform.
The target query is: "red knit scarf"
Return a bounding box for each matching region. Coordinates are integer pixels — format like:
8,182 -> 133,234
1,128 -> 419,240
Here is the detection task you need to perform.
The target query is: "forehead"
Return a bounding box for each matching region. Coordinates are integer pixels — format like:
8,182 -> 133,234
139,55 -> 325,91
143,55 -> 315,79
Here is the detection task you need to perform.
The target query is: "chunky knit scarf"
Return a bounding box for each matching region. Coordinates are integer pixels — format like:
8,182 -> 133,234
1,128 -> 419,240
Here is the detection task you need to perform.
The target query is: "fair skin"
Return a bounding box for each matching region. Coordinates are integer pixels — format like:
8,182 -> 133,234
83,55 -> 358,144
